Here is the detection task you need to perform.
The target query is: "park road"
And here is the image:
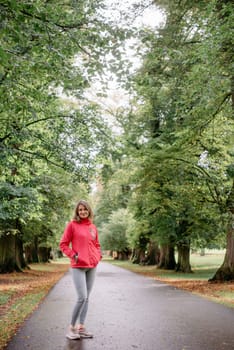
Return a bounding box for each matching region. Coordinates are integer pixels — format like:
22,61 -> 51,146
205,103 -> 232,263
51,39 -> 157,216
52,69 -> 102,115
5,262 -> 234,350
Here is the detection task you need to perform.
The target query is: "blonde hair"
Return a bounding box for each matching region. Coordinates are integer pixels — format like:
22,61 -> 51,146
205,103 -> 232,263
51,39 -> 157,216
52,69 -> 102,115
73,200 -> 94,222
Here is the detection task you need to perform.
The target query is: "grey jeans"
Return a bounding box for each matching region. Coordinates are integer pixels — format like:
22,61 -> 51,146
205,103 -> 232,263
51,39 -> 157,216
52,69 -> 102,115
71,267 -> 96,326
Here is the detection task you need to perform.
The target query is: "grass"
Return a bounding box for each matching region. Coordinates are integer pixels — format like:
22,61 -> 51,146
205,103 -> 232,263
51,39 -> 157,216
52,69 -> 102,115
105,252 -> 234,308
0,260 -> 69,350
0,292 -> 45,342
0,291 -> 15,306
106,253 -> 224,279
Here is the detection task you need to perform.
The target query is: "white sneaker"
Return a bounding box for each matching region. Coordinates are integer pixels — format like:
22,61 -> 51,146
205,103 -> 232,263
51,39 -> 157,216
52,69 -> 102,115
66,328 -> 81,340
79,328 -> 93,338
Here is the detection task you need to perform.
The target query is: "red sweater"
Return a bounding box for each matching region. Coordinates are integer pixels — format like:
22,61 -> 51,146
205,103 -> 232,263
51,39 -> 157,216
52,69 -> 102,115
59,218 -> 101,268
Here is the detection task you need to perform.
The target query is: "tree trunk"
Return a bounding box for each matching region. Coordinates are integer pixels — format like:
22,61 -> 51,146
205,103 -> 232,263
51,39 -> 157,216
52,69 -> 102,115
24,245 -> 39,264
57,249 -> 63,258
0,232 -> 26,273
210,180 -> 234,281
131,248 -> 146,264
200,248 -> 205,256
38,247 -> 51,263
158,244 -> 176,270
209,220 -> 234,281
144,241 -> 160,265
24,237 -> 39,264
176,243 -> 192,273
117,249 -> 129,261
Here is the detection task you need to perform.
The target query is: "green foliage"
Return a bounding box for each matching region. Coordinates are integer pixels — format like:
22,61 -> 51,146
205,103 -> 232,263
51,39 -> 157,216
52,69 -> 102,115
94,161 -> 134,227
21,168 -> 89,249
99,208 -> 134,252
0,0 -> 128,269
95,0 -> 234,259
0,0 -> 122,177
0,182 -> 40,222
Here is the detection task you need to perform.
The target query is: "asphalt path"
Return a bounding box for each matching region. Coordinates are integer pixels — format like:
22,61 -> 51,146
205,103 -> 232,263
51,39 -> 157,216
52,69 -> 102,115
5,262 -> 234,350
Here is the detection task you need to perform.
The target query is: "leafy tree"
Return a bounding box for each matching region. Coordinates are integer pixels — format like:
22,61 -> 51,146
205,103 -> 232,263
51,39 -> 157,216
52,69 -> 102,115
22,168 -> 88,263
99,208 -> 134,260
0,0 -> 125,272
94,158 -> 134,226
112,0 -> 233,276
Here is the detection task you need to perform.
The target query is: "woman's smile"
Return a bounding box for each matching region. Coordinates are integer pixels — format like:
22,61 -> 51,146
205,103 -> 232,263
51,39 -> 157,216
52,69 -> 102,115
78,204 -> 89,219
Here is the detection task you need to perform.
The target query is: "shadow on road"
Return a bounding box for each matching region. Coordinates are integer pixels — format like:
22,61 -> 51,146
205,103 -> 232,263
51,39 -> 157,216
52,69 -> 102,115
64,339 -> 92,350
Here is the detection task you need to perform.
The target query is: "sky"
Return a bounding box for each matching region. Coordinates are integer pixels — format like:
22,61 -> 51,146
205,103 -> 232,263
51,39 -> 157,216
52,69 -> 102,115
86,1 -> 165,129
61,1 -> 165,132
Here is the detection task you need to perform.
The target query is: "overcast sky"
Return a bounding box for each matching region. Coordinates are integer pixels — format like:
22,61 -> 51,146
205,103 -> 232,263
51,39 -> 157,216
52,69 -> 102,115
61,1 -> 165,131
87,2 -> 165,128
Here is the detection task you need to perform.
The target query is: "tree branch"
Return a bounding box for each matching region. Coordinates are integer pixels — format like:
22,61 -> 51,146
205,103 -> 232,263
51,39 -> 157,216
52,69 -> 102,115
15,148 -> 66,169
20,9 -> 87,31
0,114 -> 81,143
199,92 -> 231,131
171,157 -> 224,206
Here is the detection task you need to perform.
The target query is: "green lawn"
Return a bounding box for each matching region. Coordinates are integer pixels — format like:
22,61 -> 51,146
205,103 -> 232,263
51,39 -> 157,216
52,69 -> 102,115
104,251 -> 225,281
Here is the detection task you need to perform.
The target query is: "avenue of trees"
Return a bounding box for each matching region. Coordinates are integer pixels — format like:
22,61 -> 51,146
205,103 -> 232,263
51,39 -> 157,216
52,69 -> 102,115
0,0 -> 233,282
95,0 -> 234,281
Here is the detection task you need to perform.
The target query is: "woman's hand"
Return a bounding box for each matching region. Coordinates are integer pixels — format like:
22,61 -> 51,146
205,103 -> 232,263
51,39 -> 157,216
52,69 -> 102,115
73,253 -> 79,263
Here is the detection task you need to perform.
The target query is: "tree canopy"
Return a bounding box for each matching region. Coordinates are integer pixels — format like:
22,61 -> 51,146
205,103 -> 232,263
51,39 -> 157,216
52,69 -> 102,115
93,0 -> 234,279
0,0 -> 127,271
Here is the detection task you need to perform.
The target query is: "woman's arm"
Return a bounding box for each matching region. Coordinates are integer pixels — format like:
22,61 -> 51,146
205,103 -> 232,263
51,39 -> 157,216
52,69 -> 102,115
59,222 -> 76,259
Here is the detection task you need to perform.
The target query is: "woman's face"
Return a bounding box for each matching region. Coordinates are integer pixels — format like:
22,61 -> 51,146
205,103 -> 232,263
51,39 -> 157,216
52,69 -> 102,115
78,204 -> 89,219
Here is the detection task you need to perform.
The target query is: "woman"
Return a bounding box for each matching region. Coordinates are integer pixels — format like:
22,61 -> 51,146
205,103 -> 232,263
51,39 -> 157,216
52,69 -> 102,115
60,199 -> 102,340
